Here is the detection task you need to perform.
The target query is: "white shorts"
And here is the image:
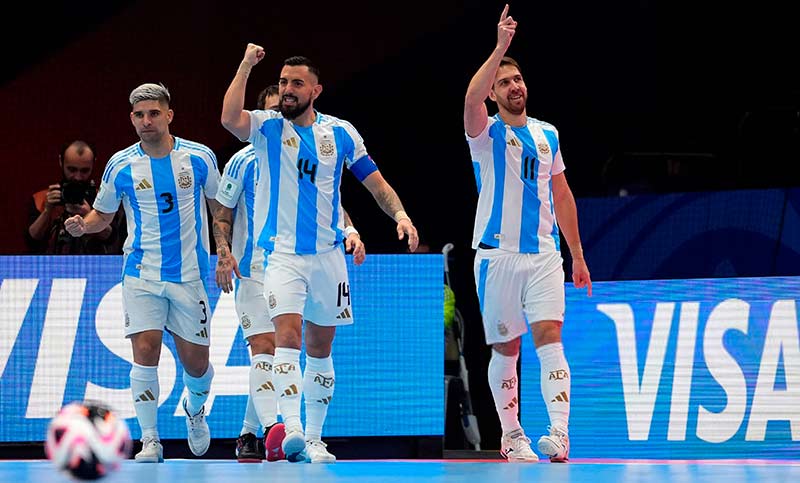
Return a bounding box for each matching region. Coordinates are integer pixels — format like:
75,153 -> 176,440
235,275 -> 274,339
264,248 -> 353,327
473,249 -> 565,344
121,275 -> 211,346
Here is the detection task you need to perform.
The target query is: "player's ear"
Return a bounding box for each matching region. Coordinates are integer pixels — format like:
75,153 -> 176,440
312,84 -> 323,101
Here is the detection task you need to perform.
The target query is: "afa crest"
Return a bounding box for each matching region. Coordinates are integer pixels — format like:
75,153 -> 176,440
537,142 -> 550,155
178,170 -> 193,189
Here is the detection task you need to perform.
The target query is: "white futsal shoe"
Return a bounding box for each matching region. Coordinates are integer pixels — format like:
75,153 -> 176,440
135,437 -> 164,463
282,429 -> 308,463
183,399 -> 210,456
500,428 -> 539,462
537,425 -> 570,462
305,439 -> 336,463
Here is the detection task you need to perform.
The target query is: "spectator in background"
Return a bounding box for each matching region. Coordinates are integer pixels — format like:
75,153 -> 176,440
257,84 -> 280,111
26,140 -> 125,254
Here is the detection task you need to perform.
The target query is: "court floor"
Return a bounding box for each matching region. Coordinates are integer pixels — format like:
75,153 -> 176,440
1,459 -> 799,483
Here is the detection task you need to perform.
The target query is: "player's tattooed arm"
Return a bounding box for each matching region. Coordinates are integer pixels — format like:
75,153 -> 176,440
211,203 -> 240,292
212,204 -> 234,251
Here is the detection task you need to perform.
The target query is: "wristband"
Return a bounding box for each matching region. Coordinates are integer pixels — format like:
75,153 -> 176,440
344,226 -> 359,238
394,210 -> 411,223
237,61 -> 252,77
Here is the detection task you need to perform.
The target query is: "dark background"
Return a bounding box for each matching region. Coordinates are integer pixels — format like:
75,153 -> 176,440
2,0 -> 798,452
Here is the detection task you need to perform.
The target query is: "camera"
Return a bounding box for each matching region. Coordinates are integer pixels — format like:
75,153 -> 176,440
60,180 -> 97,206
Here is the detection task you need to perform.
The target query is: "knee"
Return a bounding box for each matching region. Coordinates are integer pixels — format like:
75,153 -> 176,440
273,315 -> 303,349
248,333 -> 276,355
180,348 -> 210,377
131,338 -> 161,366
305,323 -> 334,358
183,359 -> 210,378
305,340 -> 332,358
492,338 -> 521,356
532,321 -> 563,348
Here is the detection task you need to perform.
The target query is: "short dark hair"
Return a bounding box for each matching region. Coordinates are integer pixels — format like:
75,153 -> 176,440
129,83 -> 171,107
256,85 -> 280,110
499,56 -> 521,74
284,56 -> 320,82
59,140 -> 96,164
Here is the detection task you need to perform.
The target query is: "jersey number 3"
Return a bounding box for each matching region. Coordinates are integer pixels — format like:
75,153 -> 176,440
160,192 -> 174,213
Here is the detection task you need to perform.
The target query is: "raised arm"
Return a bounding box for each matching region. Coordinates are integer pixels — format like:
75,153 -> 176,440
361,171 -> 419,252
221,43 -> 266,141
464,4 -> 517,137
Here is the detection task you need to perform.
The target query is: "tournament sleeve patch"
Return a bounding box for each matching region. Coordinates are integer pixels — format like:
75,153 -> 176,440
216,176 -> 241,207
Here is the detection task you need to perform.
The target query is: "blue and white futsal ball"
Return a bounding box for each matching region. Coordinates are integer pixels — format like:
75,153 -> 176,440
45,402 -> 132,480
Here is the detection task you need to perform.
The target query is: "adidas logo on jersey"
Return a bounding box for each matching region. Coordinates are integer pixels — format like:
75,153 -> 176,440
507,138 -> 522,148
195,327 -> 208,338
336,307 -> 352,320
283,137 -> 299,148
135,389 -> 156,402
551,391 -> 569,403
135,178 -> 153,191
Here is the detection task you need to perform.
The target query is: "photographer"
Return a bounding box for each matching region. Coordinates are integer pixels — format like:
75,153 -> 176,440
26,140 -> 124,254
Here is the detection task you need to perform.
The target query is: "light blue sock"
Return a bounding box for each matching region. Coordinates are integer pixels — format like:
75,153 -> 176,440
183,364 -> 214,415
130,363 -> 160,440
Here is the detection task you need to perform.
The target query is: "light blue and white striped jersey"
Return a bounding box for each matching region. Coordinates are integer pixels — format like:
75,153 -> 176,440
247,109 -> 378,255
466,114 -> 565,254
94,137 -> 220,282
216,144 -> 264,280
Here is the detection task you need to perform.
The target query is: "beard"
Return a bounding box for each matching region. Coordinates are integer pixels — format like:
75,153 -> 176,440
137,130 -> 163,144
501,94 -> 527,116
279,96 -> 311,120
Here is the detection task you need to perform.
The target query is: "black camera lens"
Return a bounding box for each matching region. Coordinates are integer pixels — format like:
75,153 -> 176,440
61,181 -> 94,205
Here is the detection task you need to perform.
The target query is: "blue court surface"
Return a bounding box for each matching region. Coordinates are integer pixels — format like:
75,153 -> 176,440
2,459 -> 799,483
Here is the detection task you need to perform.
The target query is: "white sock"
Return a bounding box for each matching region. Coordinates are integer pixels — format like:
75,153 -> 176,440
487,350 -> 521,435
183,364 -> 214,415
130,363 -> 159,440
241,395 -> 260,436
250,353 -> 278,428
537,342 -> 570,431
303,355 -> 334,441
273,347 -> 303,432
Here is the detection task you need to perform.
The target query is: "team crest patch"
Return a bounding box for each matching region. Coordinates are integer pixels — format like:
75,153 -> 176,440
319,141 -> 335,157
177,170 -> 193,189
268,292 -> 277,309
241,314 -> 251,329
497,322 -> 509,337
537,142 -> 551,155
